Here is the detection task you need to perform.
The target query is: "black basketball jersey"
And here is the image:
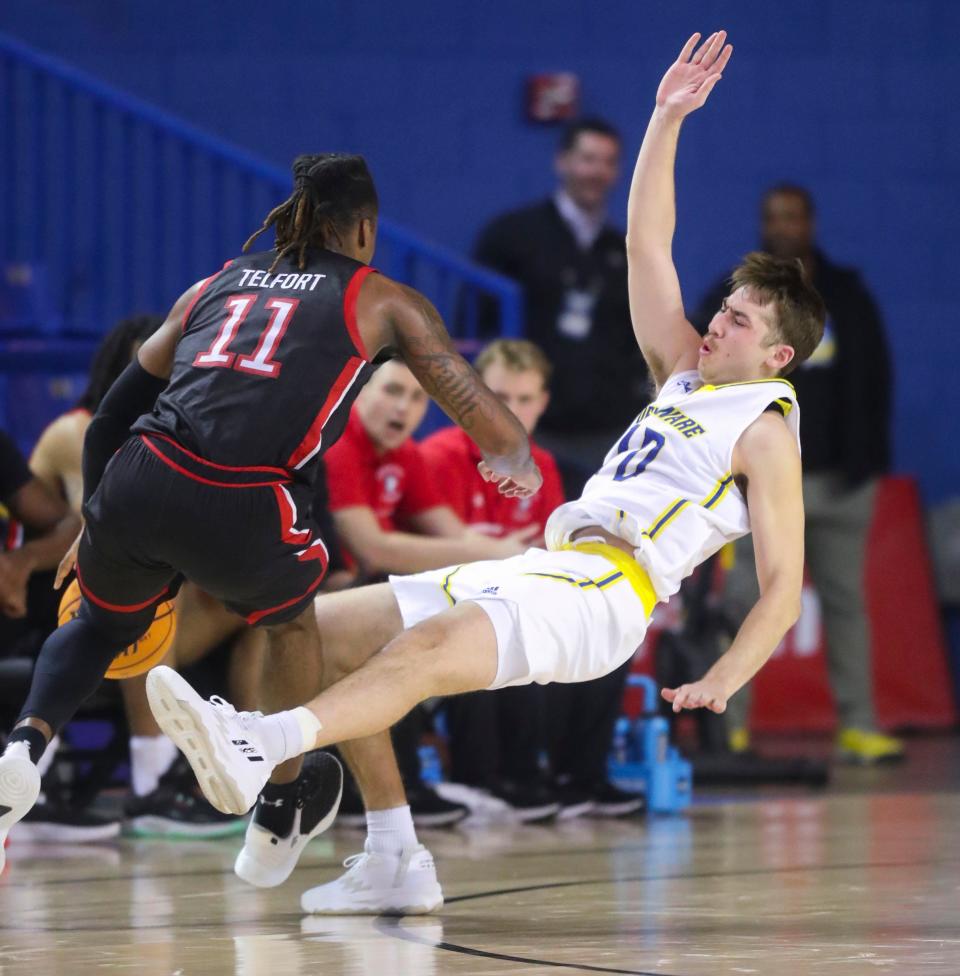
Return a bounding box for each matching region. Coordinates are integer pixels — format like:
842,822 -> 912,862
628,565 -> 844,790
135,248 -> 376,484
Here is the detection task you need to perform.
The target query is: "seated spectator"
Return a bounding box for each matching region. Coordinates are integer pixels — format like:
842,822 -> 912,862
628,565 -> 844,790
0,428 -> 115,841
0,430 -> 79,643
326,358 -> 535,578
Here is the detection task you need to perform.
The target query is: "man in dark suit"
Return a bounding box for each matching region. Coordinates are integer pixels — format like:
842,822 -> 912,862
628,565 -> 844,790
473,117 -> 650,499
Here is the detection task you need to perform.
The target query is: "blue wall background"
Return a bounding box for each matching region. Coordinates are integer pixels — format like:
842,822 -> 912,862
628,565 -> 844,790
2,0 -> 956,501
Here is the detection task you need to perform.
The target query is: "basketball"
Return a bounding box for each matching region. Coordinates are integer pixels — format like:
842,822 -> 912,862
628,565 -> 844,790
57,579 -> 177,680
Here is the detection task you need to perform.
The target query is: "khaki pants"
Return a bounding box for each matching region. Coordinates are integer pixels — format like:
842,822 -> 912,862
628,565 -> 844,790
722,473 -> 878,731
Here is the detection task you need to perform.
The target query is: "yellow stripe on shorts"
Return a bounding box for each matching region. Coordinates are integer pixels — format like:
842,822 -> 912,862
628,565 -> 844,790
558,540 -> 657,616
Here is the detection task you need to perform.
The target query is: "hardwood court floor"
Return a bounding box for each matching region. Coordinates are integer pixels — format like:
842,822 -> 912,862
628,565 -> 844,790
1,735 -> 958,976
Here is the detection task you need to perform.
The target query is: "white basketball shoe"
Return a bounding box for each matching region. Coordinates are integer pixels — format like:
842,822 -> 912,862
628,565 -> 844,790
0,744 -> 42,874
300,841 -> 443,915
146,666 -> 272,816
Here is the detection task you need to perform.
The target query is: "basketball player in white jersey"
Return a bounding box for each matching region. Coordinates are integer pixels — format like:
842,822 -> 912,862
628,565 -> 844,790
146,30 -> 826,913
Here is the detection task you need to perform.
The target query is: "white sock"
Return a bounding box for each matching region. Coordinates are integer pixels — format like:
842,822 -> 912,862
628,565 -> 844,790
366,805 -> 419,856
4,736 -> 58,777
35,734 -> 60,779
130,735 -> 178,796
255,707 -> 322,765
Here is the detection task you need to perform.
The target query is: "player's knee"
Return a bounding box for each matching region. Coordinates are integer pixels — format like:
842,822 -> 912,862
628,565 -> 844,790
78,599 -> 154,651
379,621 -> 452,696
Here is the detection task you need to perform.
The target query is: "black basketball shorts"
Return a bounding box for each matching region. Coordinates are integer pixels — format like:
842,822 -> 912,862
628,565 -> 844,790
76,434 -> 329,629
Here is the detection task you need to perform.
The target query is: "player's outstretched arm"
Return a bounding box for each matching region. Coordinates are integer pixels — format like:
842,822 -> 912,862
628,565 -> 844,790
661,412 -> 803,713
627,31 -> 732,388
357,275 -> 541,498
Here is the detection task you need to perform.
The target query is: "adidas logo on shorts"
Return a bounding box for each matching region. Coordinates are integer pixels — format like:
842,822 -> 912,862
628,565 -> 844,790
481,585 -> 500,595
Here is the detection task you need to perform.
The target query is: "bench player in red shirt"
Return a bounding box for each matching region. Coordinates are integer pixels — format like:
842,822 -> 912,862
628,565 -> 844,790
325,358 -> 535,578
420,341 -> 564,541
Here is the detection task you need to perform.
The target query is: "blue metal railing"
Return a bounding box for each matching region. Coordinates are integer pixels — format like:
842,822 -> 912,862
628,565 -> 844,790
0,29 -> 521,354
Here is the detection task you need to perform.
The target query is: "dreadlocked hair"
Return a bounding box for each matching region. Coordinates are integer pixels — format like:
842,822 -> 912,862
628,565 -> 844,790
78,314 -> 164,411
243,153 -> 379,273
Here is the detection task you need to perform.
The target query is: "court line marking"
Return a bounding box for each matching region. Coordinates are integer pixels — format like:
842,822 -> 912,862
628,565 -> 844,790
4,855 -> 958,938
375,914 -> 670,976
442,856 -> 960,905
374,858 -> 960,976
3,852 -> 956,895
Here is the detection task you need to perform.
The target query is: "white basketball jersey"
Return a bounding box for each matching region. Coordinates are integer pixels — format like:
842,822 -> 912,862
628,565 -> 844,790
545,371 -> 800,601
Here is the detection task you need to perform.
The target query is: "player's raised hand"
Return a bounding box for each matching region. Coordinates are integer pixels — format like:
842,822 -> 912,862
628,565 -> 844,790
656,31 -> 732,121
661,678 -> 728,714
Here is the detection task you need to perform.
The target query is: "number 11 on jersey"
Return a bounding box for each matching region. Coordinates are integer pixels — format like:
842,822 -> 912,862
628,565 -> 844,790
193,294 -> 300,379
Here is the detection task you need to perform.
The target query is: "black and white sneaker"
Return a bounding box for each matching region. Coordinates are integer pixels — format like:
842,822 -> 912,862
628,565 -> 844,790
488,780 -> 560,823
554,783 -> 595,821
125,755 -> 246,839
589,782 -> 645,818
13,797 -> 121,843
337,779 -> 467,830
406,786 -> 468,828
234,751 -> 343,888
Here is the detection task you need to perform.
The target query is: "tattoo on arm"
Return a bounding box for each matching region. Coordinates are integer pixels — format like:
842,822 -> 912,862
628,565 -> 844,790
392,288 -> 496,431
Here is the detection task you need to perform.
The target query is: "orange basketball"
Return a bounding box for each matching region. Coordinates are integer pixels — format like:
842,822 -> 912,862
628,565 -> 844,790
57,579 -> 177,679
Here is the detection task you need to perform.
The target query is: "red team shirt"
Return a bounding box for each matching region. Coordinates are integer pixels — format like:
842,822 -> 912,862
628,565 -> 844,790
419,426 -> 565,537
325,409 -> 443,532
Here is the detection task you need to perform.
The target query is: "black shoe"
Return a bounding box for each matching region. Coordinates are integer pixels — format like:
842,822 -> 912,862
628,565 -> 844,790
124,754 -> 246,838
337,776 -> 467,829
588,782 -> 645,818
406,785 -> 468,828
488,779 -> 560,823
15,797 -> 121,843
235,751 -> 344,888
124,786 -> 246,839
553,782 -> 595,821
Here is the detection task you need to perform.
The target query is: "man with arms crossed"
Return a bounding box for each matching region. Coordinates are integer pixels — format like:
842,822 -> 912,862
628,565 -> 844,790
148,31 -> 825,915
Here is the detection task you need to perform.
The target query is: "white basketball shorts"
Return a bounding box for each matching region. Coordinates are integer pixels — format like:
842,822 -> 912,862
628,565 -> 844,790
388,541 -> 656,689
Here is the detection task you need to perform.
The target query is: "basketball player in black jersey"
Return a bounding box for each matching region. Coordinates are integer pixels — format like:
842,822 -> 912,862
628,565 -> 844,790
0,153 -> 542,876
